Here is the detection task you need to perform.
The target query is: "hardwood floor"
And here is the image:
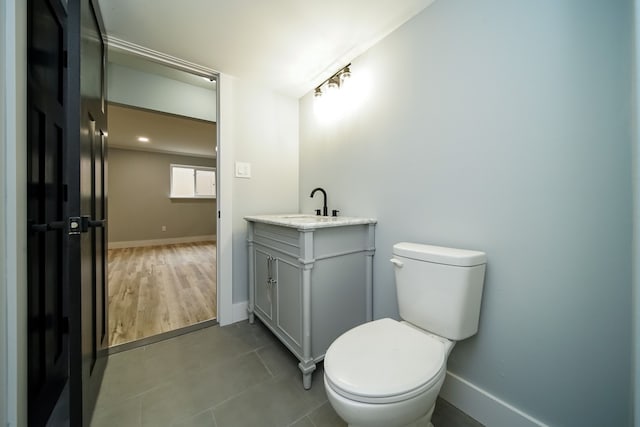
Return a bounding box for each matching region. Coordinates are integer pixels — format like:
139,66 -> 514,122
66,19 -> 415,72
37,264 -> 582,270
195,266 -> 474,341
107,241 -> 217,347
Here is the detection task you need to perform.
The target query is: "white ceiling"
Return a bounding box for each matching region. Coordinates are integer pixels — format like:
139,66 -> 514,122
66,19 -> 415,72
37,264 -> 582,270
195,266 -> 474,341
97,0 -> 434,98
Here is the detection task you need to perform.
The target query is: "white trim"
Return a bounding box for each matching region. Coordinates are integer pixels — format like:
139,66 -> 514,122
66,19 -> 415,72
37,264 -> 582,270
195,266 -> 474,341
232,301 -> 249,323
3,0 -> 27,424
0,0 -> 8,424
440,372 -> 549,427
216,73 -> 234,326
108,235 -> 216,249
105,36 -> 218,80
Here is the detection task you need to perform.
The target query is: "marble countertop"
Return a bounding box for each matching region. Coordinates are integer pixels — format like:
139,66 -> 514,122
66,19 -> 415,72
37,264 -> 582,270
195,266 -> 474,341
244,214 -> 377,230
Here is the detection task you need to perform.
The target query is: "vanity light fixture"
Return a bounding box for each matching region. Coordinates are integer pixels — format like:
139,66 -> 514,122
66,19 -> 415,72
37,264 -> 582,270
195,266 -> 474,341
314,63 -> 352,98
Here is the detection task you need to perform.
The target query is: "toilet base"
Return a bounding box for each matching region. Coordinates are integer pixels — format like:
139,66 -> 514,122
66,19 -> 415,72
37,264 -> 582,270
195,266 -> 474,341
346,404 -> 435,427
325,373 -> 443,427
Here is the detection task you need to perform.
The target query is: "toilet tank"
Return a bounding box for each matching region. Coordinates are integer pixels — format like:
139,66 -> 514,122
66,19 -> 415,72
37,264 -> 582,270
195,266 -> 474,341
391,242 -> 487,341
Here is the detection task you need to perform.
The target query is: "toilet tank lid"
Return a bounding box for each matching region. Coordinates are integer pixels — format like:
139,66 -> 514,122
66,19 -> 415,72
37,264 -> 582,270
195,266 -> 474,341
393,242 -> 486,266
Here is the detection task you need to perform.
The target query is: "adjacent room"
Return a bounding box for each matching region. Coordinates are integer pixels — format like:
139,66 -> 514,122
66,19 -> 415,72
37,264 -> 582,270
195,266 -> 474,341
106,52 -> 218,347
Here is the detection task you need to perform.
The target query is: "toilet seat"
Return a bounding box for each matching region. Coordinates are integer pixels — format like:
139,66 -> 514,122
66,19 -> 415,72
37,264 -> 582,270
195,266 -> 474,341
324,318 -> 446,404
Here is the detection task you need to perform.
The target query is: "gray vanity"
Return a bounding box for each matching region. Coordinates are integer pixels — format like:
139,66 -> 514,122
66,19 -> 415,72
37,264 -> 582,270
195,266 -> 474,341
245,214 -> 376,389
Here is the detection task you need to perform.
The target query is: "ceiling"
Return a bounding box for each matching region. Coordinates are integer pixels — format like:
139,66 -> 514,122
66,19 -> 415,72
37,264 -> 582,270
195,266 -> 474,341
97,0 -> 434,98
108,104 -> 216,158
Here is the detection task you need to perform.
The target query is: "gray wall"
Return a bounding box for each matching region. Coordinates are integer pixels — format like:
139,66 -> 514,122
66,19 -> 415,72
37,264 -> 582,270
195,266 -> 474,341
108,148 -> 216,243
299,1 -> 633,425
107,62 -> 216,121
227,77 -> 299,304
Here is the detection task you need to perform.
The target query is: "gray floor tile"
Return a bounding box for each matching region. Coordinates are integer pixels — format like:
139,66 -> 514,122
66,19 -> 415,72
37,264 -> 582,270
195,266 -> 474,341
306,402 -> 346,427
219,319 -> 275,350
213,372 -> 327,427
142,326 -> 255,373
257,341 -> 301,378
90,396 -> 141,427
172,409 -> 217,427
93,323 -> 481,427
95,352 -> 179,410
288,416 -> 315,427
432,398 -> 484,427
141,352 -> 271,426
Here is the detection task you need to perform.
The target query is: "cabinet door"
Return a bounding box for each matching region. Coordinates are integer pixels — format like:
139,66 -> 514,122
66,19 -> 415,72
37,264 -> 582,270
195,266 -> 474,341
273,255 -> 302,350
253,248 -> 273,321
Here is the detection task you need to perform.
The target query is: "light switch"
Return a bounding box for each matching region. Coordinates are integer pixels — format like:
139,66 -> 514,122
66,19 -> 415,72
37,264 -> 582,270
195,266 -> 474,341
235,161 -> 251,178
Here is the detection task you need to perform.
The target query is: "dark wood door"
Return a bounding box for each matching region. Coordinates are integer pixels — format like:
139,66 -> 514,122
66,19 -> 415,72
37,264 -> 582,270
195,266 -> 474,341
67,0 -> 109,424
26,0 -> 70,425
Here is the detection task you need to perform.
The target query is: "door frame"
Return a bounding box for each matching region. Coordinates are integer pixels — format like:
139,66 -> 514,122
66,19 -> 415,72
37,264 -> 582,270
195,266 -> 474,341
2,0 -> 29,425
102,38 -> 232,325
0,0 -> 8,422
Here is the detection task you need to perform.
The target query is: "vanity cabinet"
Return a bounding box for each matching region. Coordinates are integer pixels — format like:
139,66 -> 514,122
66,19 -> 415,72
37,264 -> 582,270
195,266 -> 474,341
246,215 -> 376,389
253,247 -> 303,356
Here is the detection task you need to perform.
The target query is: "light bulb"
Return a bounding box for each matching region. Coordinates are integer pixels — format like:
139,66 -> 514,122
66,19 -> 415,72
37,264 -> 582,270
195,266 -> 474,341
340,66 -> 351,85
327,77 -> 339,95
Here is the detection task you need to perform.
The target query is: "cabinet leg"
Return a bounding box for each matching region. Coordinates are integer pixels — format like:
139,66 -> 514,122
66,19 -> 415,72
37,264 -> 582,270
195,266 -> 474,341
248,312 -> 255,324
303,372 -> 312,390
298,360 -> 316,390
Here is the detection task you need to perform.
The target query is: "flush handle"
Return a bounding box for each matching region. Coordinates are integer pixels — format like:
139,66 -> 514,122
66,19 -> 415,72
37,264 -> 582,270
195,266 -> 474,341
390,258 -> 404,268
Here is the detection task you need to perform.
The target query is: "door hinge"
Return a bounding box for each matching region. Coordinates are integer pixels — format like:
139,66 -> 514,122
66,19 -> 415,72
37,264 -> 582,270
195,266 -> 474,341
218,211 -> 221,219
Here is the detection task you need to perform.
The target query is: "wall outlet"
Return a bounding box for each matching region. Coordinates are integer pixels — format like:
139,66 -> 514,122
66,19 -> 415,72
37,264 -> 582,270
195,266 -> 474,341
161,226 -> 167,232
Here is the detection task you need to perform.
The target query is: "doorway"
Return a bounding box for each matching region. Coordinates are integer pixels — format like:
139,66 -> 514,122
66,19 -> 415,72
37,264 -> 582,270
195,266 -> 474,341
105,51 -> 218,348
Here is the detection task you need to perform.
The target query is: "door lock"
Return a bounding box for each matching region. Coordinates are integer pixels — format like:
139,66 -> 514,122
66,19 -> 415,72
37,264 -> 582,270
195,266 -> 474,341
68,217 -> 82,235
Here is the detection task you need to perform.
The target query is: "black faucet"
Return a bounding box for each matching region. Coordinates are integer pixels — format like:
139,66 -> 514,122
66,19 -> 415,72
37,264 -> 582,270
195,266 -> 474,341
310,187 -> 328,216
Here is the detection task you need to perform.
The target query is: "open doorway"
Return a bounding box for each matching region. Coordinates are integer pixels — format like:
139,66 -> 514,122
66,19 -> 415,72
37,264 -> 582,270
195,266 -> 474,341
105,51 -> 218,348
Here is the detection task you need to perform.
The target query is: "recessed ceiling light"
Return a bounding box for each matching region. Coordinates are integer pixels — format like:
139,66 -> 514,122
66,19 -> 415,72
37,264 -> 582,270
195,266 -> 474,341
137,136 -> 150,143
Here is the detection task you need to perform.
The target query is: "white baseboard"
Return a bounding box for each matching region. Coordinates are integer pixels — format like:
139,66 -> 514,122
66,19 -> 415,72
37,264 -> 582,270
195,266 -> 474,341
232,301 -> 249,323
440,372 -> 548,427
108,235 -> 216,249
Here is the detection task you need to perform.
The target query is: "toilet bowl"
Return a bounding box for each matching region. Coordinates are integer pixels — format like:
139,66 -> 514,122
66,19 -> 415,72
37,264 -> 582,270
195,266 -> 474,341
324,318 -> 452,427
323,243 -> 487,427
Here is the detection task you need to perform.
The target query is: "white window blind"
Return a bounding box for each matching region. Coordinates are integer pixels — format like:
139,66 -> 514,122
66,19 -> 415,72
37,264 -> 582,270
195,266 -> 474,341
170,164 -> 216,198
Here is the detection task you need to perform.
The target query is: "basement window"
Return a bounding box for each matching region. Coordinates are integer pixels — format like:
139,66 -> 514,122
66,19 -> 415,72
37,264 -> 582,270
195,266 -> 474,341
170,164 -> 216,199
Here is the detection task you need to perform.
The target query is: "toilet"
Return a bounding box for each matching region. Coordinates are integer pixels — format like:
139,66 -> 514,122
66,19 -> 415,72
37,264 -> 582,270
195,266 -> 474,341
323,242 -> 487,427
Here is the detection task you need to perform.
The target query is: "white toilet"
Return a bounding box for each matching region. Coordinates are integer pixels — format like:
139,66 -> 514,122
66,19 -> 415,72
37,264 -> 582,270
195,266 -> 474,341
323,242 -> 487,427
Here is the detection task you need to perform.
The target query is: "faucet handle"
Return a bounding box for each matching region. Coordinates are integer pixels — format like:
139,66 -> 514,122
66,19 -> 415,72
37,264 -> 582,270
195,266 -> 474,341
332,209 -> 340,217
315,209 -> 322,216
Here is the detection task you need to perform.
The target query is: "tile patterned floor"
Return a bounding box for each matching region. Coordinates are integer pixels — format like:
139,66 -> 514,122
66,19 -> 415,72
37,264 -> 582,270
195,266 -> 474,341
90,320 -> 484,427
